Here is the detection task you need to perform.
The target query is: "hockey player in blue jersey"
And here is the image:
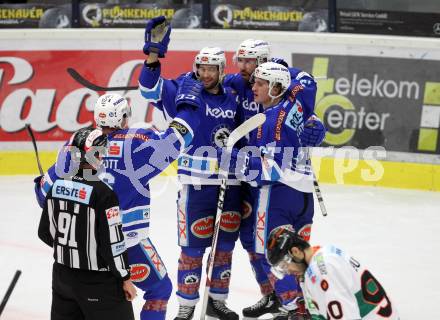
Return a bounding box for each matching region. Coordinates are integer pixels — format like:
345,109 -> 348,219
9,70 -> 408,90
138,16 -> 241,320
223,40 -> 326,319
34,89 -> 203,320
233,61 -> 324,320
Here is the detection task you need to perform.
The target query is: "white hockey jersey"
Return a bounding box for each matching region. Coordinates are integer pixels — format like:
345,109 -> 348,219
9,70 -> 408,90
301,245 -> 399,320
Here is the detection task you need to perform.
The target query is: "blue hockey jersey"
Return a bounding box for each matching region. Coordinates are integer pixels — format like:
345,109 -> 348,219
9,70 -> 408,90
139,64 -> 240,185
35,109 -> 198,248
246,77 -> 316,192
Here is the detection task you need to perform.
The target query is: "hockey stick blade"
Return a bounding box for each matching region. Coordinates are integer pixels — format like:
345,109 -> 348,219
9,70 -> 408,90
226,113 -> 266,148
0,270 -> 22,316
25,124 -> 44,175
67,68 -> 139,91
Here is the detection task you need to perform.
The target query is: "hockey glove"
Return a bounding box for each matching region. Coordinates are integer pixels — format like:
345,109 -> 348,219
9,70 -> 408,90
270,57 -> 289,68
34,175 -> 46,208
143,16 -> 171,58
175,74 -> 204,110
299,115 -> 326,147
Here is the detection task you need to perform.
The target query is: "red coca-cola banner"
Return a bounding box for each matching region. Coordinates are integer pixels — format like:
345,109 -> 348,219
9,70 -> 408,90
0,50 -> 237,142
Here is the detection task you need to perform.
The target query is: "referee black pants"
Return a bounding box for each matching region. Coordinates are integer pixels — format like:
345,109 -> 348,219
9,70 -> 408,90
51,263 -> 134,320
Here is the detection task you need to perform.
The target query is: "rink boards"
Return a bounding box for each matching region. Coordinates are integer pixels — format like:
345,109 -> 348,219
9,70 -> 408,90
0,29 -> 439,191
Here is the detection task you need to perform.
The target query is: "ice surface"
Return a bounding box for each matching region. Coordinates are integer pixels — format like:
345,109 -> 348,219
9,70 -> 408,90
1,175 -> 439,319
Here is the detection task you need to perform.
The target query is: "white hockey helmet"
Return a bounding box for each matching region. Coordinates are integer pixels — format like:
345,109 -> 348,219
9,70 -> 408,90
235,39 -> 270,66
94,93 -> 131,129
254,62 -> 291,99
193,46 -> 226,79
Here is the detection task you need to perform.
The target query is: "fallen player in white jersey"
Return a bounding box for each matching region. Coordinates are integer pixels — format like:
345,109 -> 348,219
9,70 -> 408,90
266,225 -> 400,320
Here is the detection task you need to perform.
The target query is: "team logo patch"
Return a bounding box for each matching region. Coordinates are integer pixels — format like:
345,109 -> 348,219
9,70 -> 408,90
183,273 -> 200,285
298,224 -> 312,242
320,279 -> 329,291
241,200 -> 252,219
220,211 -> 241,232
211,124 -> 231,148
130,263 -> 150,282
220,269 -> 231,280
191,217 -> 214,238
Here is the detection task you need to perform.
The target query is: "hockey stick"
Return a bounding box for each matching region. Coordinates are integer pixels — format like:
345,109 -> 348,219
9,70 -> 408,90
0,270 -> 22,316
67,68 -> 139,91
305,146 -> 327,217
199,113 -> 266,320
312,171 -> 327,217
25,124 -> 44,175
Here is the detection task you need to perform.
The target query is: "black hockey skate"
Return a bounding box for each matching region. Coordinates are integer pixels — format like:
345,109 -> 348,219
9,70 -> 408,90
242,291 -> 281,318
174,305 -> 195,320
206,297 -> 239,320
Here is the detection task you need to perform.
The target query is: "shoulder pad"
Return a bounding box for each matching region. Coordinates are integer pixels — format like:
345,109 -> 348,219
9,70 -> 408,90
176,72 -> 195,81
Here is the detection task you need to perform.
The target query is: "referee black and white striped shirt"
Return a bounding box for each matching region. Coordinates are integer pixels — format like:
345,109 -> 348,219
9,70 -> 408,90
38,170 -> 130,280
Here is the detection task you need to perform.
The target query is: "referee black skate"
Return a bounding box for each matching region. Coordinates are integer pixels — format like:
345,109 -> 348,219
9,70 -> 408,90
38,127 -> 136,320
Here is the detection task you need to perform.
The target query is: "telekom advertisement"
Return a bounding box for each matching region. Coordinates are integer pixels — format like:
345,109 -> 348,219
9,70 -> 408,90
0,50 -> 236,143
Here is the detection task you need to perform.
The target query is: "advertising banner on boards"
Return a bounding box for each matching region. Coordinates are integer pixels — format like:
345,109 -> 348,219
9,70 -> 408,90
0,3 -> 202,29
291,53 -> 440,154
0,50 -> 236,143
336,9 -> 440,38
0,4 -> 72,28
211,0 -> 328,32
79,3 -> 202,29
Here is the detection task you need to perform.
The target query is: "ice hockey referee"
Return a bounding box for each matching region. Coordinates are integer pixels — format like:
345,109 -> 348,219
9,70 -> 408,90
38,127 -> 136,320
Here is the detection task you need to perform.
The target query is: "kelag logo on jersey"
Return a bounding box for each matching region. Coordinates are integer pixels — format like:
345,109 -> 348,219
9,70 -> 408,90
242,99 -> 260,112
206,105 -> 236,119
52,180 -> 93,204
292,53 -> 440,153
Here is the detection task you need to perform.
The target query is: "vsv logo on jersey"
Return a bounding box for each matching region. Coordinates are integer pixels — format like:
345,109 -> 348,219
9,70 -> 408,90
52,180 -> 93,205
206,105 -> 236,119
107,141 -> 123,157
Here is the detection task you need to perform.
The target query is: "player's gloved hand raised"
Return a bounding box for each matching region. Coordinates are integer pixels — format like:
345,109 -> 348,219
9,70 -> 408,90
299,115 -> 326,147
143,15 -> 171,58
34,175 -> 46,209
270,57 -> 289,68
175,73 -> 204,110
